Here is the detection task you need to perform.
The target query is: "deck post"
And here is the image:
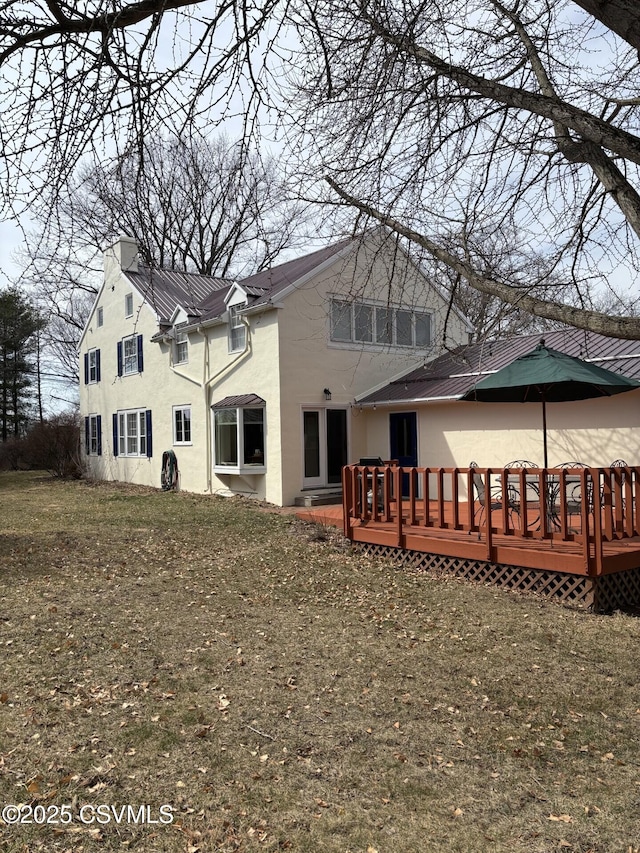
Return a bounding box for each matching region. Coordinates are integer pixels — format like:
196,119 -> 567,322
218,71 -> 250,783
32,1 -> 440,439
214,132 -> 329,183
409,467 -> 417,526
395,466 -> 404,548
484,469 -> 494,561
451,469 -> 460,529
342,465 -> 352,538
590,469 -> 604,576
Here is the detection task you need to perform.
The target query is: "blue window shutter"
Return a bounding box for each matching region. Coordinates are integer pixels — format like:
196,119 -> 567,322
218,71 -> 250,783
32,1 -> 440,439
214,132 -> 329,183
96,349 -> 101,383
84,353 -> 89,385
112,413 -> 119,456
145,410 -> 152,458
96,415 -> 102,456
84,416 -> 90,455
117,341 -> 123,376
137,335 -> 144,373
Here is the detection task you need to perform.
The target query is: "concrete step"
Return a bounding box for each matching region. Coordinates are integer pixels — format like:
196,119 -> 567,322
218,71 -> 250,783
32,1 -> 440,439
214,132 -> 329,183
294,492 -> 342,507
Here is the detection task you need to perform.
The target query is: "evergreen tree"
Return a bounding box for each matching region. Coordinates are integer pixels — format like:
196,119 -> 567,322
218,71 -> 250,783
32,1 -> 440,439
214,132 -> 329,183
0,289 -> 43,440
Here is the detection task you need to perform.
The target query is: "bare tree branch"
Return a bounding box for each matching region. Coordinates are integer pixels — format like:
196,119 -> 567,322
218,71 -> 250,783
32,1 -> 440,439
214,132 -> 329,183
325,176 -> 640,339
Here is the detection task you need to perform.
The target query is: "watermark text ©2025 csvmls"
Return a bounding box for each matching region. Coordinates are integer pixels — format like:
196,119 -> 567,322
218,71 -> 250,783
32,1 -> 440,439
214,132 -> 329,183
1,803 -> 174,826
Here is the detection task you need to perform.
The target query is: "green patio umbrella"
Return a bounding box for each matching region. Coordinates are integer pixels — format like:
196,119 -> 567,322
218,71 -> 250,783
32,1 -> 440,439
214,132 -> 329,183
460,340 -> 640,467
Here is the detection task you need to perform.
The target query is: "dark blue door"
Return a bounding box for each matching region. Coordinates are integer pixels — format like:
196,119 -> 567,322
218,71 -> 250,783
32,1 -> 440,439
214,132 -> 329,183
389,412 -> 418,496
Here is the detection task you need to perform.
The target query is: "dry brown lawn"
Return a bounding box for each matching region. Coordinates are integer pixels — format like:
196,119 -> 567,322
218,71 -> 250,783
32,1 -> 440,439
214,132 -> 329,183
0,471 -> 639,853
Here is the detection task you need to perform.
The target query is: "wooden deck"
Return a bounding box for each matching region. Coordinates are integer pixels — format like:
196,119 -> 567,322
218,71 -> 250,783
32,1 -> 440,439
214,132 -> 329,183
309,464 -> 640,611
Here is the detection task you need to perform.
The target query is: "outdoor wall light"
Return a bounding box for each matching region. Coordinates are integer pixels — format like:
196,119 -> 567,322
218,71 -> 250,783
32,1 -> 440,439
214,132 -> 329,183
323,388 -> 332,400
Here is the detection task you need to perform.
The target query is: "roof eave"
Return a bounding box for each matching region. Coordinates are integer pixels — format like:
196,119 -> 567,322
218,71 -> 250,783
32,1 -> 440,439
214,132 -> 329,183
358,395 -> 463,408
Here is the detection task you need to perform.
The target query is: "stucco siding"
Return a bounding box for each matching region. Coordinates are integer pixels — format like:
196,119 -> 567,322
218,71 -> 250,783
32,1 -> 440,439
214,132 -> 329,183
80,272 -> 211,492
360,392 -> 640,476
206,309 -> 283,504
275,238 -> 469,504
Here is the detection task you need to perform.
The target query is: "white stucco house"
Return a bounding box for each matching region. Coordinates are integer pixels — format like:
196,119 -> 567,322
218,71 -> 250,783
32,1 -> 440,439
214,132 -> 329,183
78,230 -> 472,505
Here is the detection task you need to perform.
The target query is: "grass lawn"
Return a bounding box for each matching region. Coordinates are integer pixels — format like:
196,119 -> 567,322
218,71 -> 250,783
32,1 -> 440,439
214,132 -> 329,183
0,471 -> 639,853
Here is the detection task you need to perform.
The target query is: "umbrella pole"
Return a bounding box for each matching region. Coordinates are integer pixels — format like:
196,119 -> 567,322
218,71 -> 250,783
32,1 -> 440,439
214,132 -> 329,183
542,397 -> 548,469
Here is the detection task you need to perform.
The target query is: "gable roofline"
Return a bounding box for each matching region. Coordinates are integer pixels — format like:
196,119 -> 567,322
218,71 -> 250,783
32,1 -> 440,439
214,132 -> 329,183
77,263 -> 159,351
77,277 -> 107,352
247,236 -> 361,305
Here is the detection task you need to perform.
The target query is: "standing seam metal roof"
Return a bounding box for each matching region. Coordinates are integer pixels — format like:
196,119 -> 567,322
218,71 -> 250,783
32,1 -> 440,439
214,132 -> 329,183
358,329 -> 640,404
124,267 -> 233,321
126,237 -> 356,325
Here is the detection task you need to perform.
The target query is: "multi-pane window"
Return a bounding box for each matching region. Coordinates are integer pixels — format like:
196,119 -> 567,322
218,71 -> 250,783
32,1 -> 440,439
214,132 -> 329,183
354,303 -> 373,342
116,408 -> 150,457
375,307 -> 393,345
88,349 -> 98,382
125,293 -> 134,317
174,329 -> 188,364
124,336 -> 137,375
84,348 -> 101,384
174,406 -> 192,444
97,307 -> 104,327
213,406 -> 265,469
330,300 -> 351,342
117,335 -> 143,376
229,306 -> 246,352
84,414 -> 102,456
330,299 -> 431,349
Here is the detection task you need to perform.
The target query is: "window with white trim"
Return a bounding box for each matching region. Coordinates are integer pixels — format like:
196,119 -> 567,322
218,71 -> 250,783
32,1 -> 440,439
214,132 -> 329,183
174,329 -> 188,364
228,305 -> 246,352
88,349 -> 98,382
97,307 -> 104,327
84,414 -> 102,456
114,408 -> 152,457
329,298 -> 431,349
117,334 -> 143,376
213,406 -> 265,471
84,348 -> 101,384
125,293 -> 134,317
124,336 -> 137,375
173,405 -> 192,444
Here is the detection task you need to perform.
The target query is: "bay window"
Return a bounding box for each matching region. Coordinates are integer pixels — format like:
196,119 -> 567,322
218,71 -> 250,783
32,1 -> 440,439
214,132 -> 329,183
213,403 -> 265,473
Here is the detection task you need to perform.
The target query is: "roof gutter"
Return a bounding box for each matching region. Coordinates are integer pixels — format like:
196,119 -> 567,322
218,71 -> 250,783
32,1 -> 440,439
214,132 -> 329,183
357,395 -> 463,408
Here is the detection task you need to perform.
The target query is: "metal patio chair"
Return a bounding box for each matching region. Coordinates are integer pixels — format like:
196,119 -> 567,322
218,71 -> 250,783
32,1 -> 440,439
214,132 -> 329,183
469,462 -> 520,533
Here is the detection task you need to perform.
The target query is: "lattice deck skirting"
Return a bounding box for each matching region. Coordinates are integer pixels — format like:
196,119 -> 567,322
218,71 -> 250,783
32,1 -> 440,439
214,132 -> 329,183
354,543 -> 640,613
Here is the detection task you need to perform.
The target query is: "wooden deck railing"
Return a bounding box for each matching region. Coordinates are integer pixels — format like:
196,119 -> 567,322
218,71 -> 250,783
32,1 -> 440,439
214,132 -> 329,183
342,463 -> 640,576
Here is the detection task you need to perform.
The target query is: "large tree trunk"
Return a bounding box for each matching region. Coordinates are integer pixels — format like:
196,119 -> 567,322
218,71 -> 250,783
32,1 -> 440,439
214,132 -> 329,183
572,1 -> 640,53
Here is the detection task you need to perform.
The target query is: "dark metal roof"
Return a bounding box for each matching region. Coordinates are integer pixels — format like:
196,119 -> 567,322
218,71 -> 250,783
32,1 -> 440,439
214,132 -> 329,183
125,267 -> 233,320
359,329 -> 640,404
133,238 -> 356,328
194,237 -> 355,324
212,394 -> 266,408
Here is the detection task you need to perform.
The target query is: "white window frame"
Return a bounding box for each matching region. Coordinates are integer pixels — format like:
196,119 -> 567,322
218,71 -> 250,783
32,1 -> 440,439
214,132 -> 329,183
174,328 -> 188,364
88,348 -> 99,384
97,307 -> 104,327
173,405 -> 192,445
329,298 -> 432,349
88,414 -> 100,455
302,406 -> 349,489
123,335 -> 138,376
228,305 -> 247,353
125,293 -> 134,318
118,408 -> 147,457
213,406 -> 266,475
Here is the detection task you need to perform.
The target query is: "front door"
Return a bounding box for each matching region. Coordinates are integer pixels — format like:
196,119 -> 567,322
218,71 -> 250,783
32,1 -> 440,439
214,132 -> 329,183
303,408 -> 348,488
389,412 -> 418,496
